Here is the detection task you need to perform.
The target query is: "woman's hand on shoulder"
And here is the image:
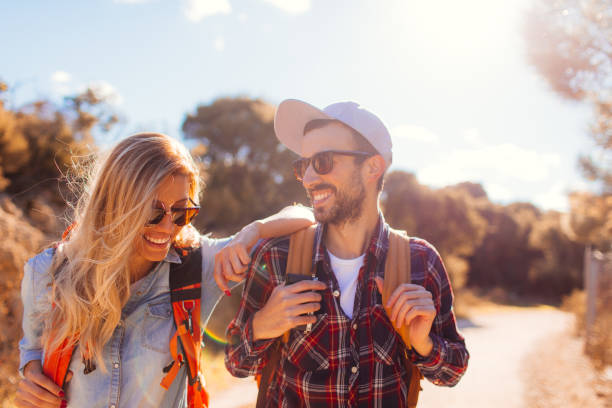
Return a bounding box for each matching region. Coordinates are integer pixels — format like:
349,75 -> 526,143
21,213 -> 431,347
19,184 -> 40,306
213,222 -> 260,294
15,360 -> 69,408
213,205 -> 314,294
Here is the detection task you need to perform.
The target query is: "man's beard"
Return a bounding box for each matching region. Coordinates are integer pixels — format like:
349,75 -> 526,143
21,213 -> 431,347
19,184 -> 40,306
309,175 -> 366,226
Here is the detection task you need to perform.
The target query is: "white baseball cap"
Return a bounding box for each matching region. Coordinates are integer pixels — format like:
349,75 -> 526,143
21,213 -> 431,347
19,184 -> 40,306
274,99 -> 393,168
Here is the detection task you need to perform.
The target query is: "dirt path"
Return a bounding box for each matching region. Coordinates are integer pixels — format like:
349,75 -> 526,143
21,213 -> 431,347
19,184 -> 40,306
210,307 -> 594,408
418,307 -> 570,407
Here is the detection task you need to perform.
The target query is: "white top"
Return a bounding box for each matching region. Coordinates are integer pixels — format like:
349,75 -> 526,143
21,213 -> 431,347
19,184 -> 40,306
327,250 -> 365,319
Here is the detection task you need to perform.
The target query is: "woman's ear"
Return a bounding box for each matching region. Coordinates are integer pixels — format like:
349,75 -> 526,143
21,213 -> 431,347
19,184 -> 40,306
363,155 -> 385,185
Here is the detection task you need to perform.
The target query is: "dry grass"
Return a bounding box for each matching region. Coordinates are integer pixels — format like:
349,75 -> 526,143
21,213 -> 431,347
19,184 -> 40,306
562,289 -> 612,371
523,322 -> 612,408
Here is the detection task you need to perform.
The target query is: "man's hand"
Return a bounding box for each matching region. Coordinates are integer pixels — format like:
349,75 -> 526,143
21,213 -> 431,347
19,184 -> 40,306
252,280 -> 327,341
213,222 -> 261,295
15,360 -> 71,408
374,277 -> 436,357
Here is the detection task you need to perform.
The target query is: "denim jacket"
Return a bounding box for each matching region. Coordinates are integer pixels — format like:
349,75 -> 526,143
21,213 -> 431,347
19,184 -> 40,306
19,235 -> 232,408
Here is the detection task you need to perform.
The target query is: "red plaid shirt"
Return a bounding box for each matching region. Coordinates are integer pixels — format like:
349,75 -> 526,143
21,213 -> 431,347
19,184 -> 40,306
225,214 -> 469,407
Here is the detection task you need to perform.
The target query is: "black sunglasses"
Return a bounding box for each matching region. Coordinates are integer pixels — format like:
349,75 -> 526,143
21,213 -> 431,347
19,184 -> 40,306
293,150 -> 374,182
146,198 -> 200,226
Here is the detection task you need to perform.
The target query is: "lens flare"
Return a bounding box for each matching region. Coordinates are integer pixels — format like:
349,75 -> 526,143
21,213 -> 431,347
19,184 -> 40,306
204,327 -> 227,345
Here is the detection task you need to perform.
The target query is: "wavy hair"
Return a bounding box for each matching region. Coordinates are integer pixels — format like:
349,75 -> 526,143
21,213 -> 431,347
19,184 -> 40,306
43,132 -> 201,371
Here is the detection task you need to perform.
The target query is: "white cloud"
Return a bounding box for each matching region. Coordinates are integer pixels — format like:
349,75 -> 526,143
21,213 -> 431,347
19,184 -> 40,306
417,143 -> 561,186
483,182 -> 514,202
51,71 -> 71,83
261,0 -> 311,14
463,128 -> 481,146
85,81 -> 124,106
183,0 -> 231,22
392,124 -> 439,144
214,36 -> 225,51
533,182 -> 569,211
237,12 -> 248,22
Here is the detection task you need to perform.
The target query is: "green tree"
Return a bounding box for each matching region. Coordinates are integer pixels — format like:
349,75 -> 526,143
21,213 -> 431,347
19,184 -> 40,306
182,97 -> 308,234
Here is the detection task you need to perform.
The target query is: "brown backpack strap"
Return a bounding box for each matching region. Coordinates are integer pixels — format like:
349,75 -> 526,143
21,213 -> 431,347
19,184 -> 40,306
382,228 -> 412,348
382,228 -> 422,407
256,225 -> 317,408
286,224 -> 317,278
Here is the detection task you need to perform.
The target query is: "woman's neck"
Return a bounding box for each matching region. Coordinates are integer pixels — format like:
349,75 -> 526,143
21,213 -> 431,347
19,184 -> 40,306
128,256 -> 155,283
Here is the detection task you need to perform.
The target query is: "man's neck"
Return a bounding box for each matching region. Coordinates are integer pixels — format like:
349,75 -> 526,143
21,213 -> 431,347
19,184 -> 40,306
324,200 -> 380,259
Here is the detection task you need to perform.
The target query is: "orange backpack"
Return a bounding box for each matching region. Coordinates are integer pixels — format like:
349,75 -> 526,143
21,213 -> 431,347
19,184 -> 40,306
256,226 -> 423,407
43,246 -> 210,408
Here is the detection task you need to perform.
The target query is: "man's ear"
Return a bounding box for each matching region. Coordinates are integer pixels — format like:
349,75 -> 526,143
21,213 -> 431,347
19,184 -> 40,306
363,154 -> 385,185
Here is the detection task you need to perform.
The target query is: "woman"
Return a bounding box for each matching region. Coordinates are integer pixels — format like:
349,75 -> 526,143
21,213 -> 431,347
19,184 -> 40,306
16,132 -> 313,408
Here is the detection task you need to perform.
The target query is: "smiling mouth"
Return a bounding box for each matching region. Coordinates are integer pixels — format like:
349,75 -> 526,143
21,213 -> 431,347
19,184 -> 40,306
310,188 -> 334,206
143,235 -> 170,247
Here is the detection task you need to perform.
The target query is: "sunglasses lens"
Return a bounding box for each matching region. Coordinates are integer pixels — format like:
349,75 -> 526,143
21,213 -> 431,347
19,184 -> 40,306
312,152 -> 333,175
171,209 -> 187,226
147,209 -> 166,225
173,208 -> 199,226
293,158 -> 309,181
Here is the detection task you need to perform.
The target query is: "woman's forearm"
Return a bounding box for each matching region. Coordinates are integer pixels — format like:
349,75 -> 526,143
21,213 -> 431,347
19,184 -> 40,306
252,204 -> 314,240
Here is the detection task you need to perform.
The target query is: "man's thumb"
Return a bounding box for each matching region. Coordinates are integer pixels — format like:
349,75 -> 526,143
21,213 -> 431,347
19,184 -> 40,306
374,276 -> 384,294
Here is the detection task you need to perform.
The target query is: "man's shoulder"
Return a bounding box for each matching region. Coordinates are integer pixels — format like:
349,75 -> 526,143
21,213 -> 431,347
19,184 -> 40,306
408,236 -> 441,259
251,235 -> 292,261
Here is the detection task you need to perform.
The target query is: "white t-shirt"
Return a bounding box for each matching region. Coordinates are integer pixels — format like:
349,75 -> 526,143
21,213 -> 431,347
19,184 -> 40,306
327,250 -> 365,319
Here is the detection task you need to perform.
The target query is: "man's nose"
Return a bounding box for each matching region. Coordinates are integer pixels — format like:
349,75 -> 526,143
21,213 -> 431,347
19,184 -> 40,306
301,162 -> 320,189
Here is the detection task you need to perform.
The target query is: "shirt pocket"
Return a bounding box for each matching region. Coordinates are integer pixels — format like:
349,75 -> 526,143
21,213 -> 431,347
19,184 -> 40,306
142,298 -> 174,353
371,304 -> 400,366
284,313 -> 330,371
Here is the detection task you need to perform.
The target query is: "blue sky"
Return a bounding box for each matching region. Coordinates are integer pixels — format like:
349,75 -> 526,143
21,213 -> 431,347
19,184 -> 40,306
1,0 -> 595,211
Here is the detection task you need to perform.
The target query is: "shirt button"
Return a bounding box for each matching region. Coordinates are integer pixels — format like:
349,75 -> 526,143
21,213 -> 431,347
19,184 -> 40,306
352,323 -> 358,330
351,366 -> 358,374
113,362 -> 119,369
333,290 -> 340,298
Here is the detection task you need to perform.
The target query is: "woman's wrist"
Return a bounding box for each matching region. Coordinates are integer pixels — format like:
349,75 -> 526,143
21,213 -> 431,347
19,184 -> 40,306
237,221 -> 262,250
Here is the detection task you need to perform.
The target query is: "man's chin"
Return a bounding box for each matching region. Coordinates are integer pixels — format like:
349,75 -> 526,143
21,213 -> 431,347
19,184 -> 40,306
312,206 -> 332,223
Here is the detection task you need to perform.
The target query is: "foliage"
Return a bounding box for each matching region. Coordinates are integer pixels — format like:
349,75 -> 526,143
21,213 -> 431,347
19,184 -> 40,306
182,97 -> 307,234
524,0 -> 611,102
0,81 -> 119,231
383,172 -> 488,289
566,191 -> 612,247
524,0 -> 611,249
383,171 -> 583,297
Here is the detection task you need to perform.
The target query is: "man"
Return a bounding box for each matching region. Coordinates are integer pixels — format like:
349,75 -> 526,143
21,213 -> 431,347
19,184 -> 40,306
225,99 -> 469,407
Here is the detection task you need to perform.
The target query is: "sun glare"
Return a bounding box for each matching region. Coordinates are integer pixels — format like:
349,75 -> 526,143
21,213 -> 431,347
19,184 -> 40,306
384,0 -> 517,58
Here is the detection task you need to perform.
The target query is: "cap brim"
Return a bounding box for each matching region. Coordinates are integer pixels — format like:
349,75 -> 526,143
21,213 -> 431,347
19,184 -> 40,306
274,99 -> 332,156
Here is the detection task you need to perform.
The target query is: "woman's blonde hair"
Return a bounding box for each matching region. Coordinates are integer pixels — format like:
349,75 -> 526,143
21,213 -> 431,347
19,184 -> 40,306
43,132 -> 201,370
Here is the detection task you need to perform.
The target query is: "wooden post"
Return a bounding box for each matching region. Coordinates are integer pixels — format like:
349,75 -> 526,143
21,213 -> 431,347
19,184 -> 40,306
585,250 -> 602,352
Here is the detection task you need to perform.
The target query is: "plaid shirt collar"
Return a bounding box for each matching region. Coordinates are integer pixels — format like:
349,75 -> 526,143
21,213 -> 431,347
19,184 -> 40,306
312,212 -> 390,267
